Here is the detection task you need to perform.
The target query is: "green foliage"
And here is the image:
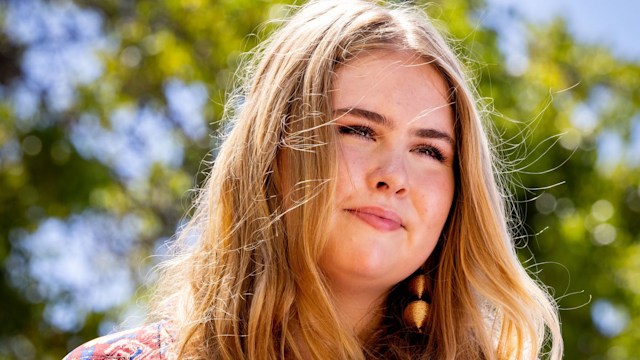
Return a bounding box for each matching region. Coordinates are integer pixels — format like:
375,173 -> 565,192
0,0 -> 638,359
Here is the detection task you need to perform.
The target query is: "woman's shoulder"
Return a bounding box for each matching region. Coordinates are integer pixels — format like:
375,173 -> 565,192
63,321 -> 175,360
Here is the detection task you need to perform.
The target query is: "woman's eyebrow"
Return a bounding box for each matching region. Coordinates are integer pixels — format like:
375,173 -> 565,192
333,107 -> 392,128
415,128 -> 455,146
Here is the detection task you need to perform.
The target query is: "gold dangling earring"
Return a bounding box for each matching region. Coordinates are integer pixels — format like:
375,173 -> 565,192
402,273 -> 430,332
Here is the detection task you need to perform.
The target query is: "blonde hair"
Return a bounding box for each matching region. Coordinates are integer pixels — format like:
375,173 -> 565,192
151,1 -> 563,359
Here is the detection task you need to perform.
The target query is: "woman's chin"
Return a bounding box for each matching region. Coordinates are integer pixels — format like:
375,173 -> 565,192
320,252 -> 416,293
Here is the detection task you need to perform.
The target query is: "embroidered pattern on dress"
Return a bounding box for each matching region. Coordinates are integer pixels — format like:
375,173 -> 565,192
64,322 -> 174,360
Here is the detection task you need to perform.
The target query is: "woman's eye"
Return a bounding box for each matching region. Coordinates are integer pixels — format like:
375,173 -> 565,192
338,125 -> 375,140
414,145 -> 446,162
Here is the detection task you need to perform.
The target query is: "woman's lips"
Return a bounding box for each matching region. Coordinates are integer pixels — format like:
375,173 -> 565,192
346,207 -> 403,231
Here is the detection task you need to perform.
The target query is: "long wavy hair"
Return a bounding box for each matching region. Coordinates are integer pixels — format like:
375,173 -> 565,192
151,1 -> 563,359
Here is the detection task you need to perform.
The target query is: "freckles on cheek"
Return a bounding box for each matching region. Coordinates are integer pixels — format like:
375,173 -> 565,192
335,150 -> 361,194
414,176 -> 455,219
432,172 -> 456,199
333,168 -> 352,208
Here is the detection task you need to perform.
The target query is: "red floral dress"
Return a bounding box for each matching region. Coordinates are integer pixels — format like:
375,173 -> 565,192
63,322 -> 175,360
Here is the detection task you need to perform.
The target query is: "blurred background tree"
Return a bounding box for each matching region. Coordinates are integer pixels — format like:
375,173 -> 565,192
0,0 -> 638,359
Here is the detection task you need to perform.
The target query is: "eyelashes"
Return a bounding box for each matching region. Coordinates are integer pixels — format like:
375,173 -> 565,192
337,125 -> 447,162
413,145 -> 446,162
338,125 -> 374,139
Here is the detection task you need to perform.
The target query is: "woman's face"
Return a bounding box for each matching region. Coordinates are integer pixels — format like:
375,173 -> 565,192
320,51 -> 455,298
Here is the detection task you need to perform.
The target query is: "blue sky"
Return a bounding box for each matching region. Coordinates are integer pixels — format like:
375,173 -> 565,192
482,0 -> 640,177
485,0 -> 640,61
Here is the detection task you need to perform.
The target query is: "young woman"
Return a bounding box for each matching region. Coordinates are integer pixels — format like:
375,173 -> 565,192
65,0 -> 563,359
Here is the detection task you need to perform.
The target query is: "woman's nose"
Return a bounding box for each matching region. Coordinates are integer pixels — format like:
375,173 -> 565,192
368,153 -> 408,196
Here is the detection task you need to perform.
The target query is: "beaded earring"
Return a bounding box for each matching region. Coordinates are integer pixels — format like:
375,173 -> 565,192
402,273 -> 430,332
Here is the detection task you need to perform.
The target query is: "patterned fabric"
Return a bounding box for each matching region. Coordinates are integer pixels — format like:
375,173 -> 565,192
63,321 -> 175,360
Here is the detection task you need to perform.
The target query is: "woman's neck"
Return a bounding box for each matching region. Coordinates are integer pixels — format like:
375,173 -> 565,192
330,286 -> 386,339
288,287 -> 386,359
